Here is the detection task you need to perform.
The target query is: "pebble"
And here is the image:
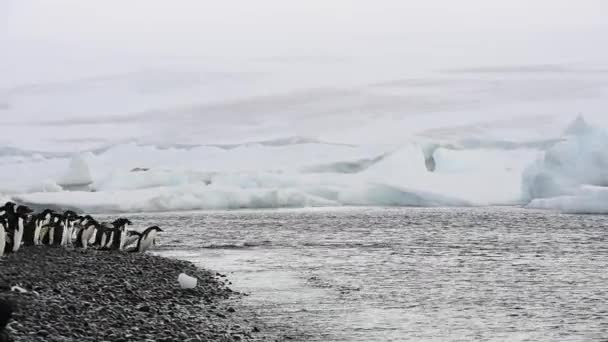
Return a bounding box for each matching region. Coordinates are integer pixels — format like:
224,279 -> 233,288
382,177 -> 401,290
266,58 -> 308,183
2,246 -> 278,341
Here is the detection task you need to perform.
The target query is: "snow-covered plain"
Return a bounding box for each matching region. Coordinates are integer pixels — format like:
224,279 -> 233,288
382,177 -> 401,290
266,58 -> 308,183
2,62 -> 608,214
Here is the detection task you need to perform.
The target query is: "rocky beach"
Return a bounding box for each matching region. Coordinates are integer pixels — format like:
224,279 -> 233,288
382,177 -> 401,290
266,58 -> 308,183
0,246 -> 286,342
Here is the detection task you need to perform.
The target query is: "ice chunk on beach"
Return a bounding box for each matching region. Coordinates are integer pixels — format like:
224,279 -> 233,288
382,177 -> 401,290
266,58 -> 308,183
178,273 -> 197,289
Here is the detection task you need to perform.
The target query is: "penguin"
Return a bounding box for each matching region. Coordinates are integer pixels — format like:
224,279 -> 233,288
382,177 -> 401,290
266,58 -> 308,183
40,213 -> 62,246
70,216 -> 84,246
0,202 -> 15,216
93,222 -> 114,249
36,210 -> 54,245
79,219 -> 99,250
110,218 -> 132,250
23,209 -> 53,246
60,211 -> 78,246
133,226 -> 163,253
0,218 -> 6,257
74,215 -> 97,249
5,205 -> 33,253
123,230 -> 142,249
0,203 -> 15,253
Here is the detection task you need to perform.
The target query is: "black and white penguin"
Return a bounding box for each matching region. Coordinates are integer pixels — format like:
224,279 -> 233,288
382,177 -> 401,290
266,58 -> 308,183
60,210 -> 78,246
133,226 -> 163,253
123,230 -> 141,249
23,209 -> 53,246
74,215 -> 97,249
93,222 -> 114,249
4,205 -> 33,253
70,215 -> 84,245
0,217 -> 7,257
36,209 -> 54,245
0,203 -> 15,254
0,202 -> 15,217
40,213 -> 62,246
109,218 -> 132,250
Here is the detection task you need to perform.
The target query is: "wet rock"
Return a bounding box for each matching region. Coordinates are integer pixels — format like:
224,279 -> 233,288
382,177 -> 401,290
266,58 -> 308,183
136,305 -> 151,313
36,330 -> 49,337
2,246 -> 279,341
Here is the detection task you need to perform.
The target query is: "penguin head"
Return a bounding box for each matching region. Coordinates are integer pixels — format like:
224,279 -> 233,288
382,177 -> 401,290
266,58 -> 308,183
40,209 -> 54,217
16,205 -> 33,216
16,205 -> 33,218
84,215 -> 96,224
142,226 -> 163,235
112,218 -> 133,227
148,226 -> 163,233
63,210 -> 77,219
2,202 -> 15,212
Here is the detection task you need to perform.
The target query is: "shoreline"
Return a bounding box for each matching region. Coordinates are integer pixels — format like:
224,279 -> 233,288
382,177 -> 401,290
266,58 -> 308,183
0,246 -> 285,342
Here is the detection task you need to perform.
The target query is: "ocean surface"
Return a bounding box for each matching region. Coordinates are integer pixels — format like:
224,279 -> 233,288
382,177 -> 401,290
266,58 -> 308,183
113,207 -> 607,341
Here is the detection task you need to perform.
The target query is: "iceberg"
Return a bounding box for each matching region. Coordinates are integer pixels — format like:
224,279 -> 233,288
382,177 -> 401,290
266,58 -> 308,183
521,116 -> 608,213
58,154 -> 93,191
527,186 -> 608,214
2,115 -> 607,214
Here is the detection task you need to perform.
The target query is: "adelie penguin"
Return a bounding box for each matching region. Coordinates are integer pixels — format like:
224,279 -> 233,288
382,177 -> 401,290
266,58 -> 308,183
3,205 -> 33,253
110,218 -> 132,250
130,226 -> 163,253
60,210 -> 78,247
124,230 -> 141,249
40,213 -> 63,246
93,222 -> 115,249
0,217 -> 7,257
74,216 -> 98,249
23,209 -> 53,246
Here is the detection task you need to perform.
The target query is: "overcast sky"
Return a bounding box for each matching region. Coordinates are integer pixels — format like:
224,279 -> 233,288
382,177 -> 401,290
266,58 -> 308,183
2,0 -> 608,86
1,1 -> 608,146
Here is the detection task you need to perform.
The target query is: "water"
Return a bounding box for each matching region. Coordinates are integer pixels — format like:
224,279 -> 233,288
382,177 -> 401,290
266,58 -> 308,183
119,207 -> 608,341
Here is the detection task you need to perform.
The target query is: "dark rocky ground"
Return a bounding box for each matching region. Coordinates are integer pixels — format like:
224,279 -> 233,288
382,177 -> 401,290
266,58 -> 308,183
0,246 -> 288,342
